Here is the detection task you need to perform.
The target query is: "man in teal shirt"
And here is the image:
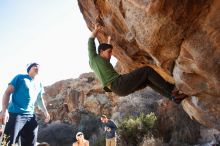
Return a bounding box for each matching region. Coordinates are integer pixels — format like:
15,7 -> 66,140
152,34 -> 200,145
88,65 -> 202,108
0,63 -> 50,146
88,24 -> 187,104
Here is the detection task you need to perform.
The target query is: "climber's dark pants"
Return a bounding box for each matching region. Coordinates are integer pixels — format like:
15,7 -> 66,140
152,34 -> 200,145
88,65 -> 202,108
110,66 -> 174,98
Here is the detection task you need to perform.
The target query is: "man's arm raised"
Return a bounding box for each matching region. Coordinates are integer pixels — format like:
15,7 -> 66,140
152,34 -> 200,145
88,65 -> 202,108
107,36 -> 111,44
91,24 -> 102,38
88,24 -> 102,59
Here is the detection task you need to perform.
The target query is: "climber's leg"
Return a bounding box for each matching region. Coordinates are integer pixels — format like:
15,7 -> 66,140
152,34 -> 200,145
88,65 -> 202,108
111,66 -> 174,97
111,66 -> 188,103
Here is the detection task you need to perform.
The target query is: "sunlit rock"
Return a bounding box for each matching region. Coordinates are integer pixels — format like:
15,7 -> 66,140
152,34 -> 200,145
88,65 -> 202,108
78,0 -> 220,130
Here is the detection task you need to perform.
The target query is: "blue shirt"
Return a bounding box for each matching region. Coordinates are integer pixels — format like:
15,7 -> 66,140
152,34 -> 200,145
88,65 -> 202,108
8,74 -> 44,114
103,119 -> 117,139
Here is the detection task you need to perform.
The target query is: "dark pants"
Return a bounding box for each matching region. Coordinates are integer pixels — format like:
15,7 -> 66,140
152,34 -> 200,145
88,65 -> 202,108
3,113 -> 38,146
110,66 -> 174,98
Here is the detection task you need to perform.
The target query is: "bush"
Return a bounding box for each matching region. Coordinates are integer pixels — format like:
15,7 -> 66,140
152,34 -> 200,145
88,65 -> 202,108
118,112 -> 157,146
92,137 -> 105,146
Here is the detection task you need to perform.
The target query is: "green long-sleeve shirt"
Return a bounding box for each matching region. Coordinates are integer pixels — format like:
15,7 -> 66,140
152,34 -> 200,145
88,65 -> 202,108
88,37 -> 120,88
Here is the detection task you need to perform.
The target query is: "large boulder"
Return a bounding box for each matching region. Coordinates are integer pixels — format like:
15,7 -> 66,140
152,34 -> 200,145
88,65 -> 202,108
78,0 -> 220,130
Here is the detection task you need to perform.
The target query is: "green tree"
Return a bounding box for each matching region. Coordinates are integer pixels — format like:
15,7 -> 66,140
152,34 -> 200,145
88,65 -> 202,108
118,112 -> 157,146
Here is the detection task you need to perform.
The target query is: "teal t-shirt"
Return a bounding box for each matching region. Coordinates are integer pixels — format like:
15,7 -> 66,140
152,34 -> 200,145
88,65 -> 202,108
8,74 -> 44,114
88,38 -> 120,87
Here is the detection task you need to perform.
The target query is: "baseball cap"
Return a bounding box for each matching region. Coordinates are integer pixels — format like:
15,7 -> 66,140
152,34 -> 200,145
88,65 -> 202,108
26,62 -> 39,73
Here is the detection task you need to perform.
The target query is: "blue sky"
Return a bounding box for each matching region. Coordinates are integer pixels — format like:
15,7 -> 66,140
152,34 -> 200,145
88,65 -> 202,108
0,0 -> 117,103
0,0 -> 89,92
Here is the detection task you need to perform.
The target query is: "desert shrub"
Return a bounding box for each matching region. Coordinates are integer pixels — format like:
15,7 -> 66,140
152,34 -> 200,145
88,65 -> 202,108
140,136 -> 165,146
92,136 -> 105,146
38,123 -> 75,146
76,112 -> 100,139
118,112 -> 157,146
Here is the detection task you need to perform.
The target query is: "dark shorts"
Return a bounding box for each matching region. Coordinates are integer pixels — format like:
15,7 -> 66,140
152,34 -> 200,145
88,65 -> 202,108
3,113 -> 38,146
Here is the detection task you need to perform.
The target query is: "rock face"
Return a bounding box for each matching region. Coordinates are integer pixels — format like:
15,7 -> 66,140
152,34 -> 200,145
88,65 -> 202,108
42,73 -> 115,123
37,73 -> 112,145
77,0 -> 220,130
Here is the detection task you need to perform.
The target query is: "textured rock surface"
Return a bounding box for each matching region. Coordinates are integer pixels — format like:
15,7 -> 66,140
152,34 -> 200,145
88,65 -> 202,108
42,73 -> 115,123
78,0 -> 220,130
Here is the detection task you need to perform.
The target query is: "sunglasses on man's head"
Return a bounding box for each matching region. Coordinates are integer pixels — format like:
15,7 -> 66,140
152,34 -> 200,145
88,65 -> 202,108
77,134 -> 83,137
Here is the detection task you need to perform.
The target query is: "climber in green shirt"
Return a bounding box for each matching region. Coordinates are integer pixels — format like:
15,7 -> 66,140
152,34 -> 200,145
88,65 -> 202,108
88,24 -> 187,104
